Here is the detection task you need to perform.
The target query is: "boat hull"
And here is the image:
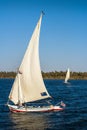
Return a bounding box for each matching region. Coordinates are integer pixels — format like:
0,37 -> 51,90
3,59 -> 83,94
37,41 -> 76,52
8,104 -> 64,113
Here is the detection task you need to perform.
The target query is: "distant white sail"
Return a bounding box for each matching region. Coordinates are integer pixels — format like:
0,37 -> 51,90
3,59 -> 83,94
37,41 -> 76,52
64,68 -> 70,83
9,13 -> 51,105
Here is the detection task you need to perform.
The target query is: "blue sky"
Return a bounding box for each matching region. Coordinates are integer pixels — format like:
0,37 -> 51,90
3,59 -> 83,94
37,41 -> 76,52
0,0 -> 87,72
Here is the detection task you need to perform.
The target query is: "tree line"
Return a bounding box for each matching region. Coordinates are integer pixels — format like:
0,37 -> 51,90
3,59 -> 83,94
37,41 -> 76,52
42,71 -> 87,79
0,71 -> 87,79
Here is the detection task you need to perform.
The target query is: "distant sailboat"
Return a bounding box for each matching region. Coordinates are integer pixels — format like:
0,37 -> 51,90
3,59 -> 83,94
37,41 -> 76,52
7,12 -> 65,113
64,68 -> 70,84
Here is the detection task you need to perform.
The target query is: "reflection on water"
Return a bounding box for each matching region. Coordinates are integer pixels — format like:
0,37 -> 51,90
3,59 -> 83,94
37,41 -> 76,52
9,113 -> 50,130
9,111 -> 66,130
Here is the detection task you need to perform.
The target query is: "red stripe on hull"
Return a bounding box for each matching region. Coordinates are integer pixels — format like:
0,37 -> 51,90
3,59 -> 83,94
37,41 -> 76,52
10,108 -> 26,113
9,106 -> 64,113
53,108 -> 64,111
9,107 -> 53,113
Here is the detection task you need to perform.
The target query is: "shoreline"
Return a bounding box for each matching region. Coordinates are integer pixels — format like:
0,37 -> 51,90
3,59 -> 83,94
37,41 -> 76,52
0,77 -> 87,80
0,71 -> 87,80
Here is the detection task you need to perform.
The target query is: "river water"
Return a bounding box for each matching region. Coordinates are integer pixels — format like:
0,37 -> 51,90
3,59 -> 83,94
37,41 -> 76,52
0,79 -> 87,130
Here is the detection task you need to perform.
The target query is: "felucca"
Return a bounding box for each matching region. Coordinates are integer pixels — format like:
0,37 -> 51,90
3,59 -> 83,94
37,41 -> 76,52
7,12 -> 65,113
64,68 -> 70,84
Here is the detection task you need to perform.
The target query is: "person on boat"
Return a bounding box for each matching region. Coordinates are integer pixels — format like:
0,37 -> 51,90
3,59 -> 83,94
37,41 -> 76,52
50,104 -> 53,108
22,103 -> 27,108
17,101 -> 23,108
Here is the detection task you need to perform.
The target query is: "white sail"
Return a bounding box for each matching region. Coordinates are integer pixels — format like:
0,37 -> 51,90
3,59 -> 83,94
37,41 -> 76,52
18,73 -> 23,104
64,68 -> 70,83
9,13 -> 51,104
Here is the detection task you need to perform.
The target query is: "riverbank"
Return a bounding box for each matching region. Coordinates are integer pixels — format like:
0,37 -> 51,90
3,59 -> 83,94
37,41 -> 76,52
0,71 -> 87,79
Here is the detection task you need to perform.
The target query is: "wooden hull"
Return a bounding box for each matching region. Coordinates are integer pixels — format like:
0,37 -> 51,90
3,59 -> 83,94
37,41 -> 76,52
8,104 -> 64,113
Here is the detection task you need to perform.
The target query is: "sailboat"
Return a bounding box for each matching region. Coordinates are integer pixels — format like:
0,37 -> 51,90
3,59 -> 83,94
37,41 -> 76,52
64,68 -> 70,84
7,12 -> 65,113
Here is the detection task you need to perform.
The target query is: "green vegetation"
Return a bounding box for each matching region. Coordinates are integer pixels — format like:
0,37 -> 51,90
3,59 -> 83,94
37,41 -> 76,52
42,71 -> 87,79
0,71 -> 87,79
0,72 -> 16,78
